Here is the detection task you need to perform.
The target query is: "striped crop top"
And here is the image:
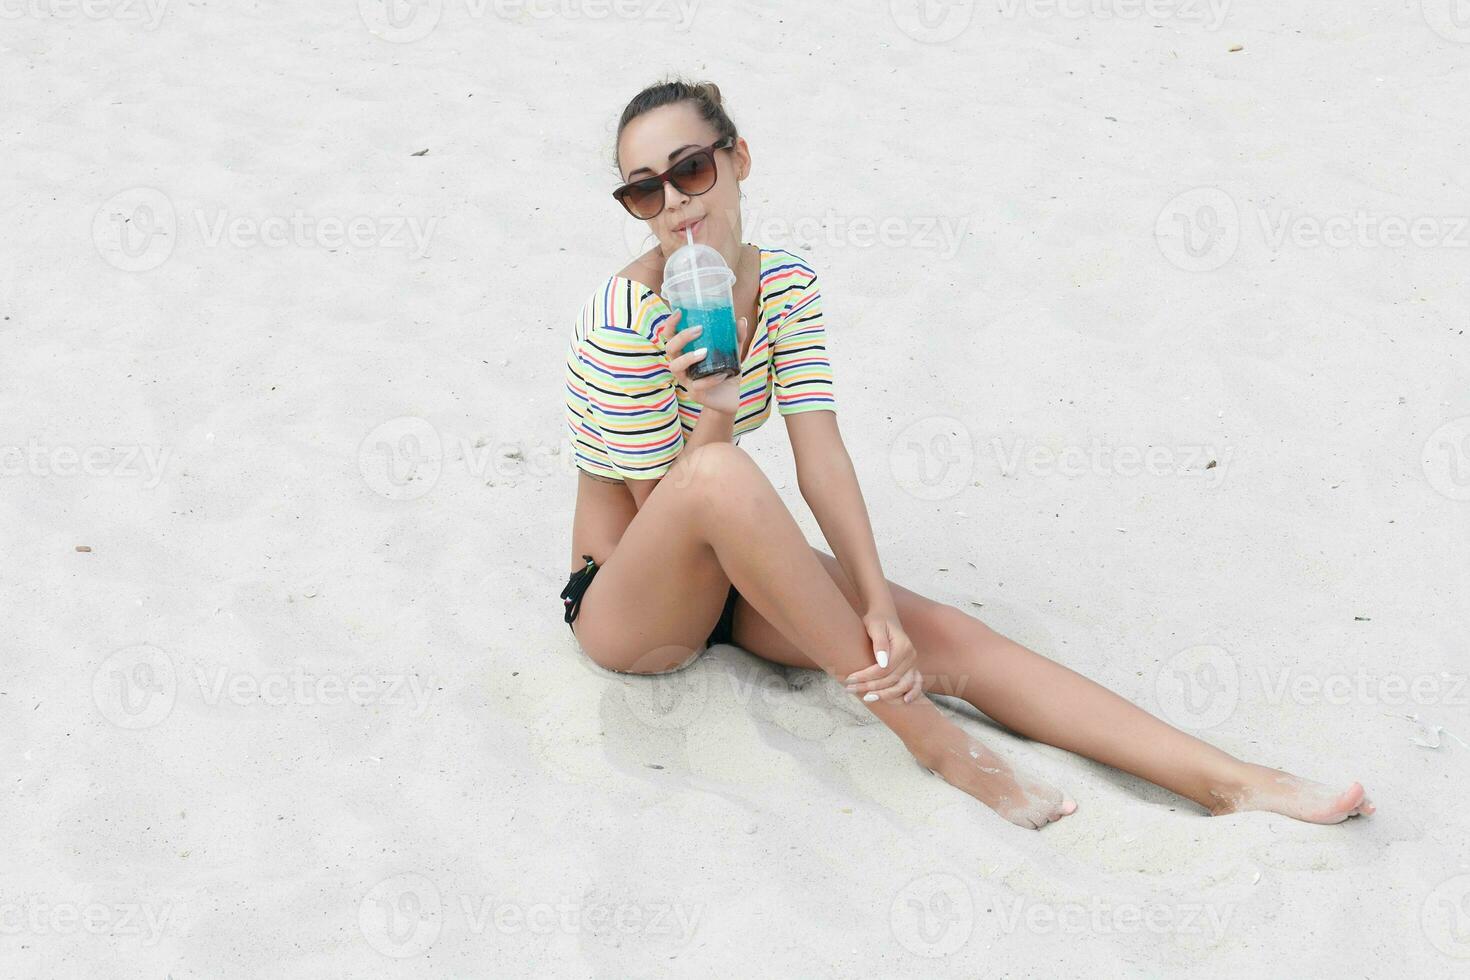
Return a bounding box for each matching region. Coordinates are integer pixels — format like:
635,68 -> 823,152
564,245 -> 836,482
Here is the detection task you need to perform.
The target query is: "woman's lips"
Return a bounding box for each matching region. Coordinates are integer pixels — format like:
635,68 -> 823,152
676,217 -> 703,238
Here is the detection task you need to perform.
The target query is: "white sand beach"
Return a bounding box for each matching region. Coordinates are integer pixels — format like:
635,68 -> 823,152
3,0 -> 1468,975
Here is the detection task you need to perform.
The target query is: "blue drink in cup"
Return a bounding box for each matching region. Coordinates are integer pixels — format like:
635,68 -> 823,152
662,242 -> 740,381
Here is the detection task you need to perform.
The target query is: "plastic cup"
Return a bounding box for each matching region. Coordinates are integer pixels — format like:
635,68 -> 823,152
662,243 -> 740,381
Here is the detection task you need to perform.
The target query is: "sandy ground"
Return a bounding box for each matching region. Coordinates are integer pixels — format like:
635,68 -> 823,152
3,1 -> 1469,976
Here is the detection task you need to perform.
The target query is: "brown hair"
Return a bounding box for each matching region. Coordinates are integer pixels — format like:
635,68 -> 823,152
614,78 -> 738,176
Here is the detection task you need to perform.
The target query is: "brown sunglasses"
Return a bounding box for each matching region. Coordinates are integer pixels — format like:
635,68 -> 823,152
612,136 -> 737,220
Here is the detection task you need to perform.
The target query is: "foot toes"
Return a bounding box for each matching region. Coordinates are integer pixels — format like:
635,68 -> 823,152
1060,798 -> 1077,816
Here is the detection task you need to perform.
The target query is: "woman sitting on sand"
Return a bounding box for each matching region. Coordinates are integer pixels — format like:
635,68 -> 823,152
560,77 -> 1374,830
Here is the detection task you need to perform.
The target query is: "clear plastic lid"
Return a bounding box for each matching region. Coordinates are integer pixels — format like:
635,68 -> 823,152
662,243 -> 735,304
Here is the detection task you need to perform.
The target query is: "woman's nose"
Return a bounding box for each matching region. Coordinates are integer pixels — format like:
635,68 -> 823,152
662,180 -> 690,211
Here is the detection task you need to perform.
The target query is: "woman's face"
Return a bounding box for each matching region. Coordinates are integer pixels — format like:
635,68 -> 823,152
617,101 -> 749,265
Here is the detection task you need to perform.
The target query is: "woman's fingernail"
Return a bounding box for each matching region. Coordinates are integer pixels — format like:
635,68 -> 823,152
876,650 -> 889,669
863,692 -> 879,702
693,347 -> 707,356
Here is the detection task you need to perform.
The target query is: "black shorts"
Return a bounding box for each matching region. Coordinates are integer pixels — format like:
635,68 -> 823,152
560,554 -> 740,649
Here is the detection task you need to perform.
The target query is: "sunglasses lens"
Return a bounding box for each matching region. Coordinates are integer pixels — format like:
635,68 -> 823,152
669,152 -> 717,196
620,180 -> 664,219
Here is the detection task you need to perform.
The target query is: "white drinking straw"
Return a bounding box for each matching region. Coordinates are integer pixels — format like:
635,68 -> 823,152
686,227 -> 703,306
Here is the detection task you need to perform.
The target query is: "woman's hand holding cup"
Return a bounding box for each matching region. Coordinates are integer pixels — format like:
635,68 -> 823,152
658,310 -> 749,417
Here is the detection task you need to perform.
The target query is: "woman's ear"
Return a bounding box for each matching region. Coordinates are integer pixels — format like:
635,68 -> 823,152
734,137 -> 752,180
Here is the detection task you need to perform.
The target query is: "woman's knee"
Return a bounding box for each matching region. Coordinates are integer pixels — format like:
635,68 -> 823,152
664,441 -> 765,501
929,602 -> 1003,649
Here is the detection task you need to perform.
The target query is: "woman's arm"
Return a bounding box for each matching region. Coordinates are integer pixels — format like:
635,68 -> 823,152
786,410 -> 896,616
625,314 -> 749,510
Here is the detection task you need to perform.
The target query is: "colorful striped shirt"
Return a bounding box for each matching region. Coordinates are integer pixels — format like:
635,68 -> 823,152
564,245 -> 836,481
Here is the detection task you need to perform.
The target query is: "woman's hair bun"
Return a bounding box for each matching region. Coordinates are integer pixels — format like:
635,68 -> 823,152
697,82 -> 723,107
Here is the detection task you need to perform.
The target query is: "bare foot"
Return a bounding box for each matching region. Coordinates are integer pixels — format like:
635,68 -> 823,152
1208,764 -> 1376,824
914,726 -> 1076,830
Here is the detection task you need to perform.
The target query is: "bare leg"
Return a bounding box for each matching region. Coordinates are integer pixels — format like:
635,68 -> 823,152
730,548 -> 1373,825
920,614 -> 1375,823
576,444 -> 1074,829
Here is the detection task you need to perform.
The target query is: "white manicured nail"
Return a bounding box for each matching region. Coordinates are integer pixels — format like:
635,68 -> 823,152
693,347 -> 708,357
863,692 -> 879,702
876,650 -> 889,669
